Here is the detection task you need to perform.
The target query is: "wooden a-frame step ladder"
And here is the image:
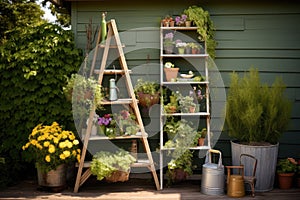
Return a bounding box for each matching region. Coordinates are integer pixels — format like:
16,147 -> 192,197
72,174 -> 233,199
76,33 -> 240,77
74,19 -> 160,193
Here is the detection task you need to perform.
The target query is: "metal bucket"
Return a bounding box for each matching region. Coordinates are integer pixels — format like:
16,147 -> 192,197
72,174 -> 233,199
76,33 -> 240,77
37,164 -> 66,187
201,149 -> 224,195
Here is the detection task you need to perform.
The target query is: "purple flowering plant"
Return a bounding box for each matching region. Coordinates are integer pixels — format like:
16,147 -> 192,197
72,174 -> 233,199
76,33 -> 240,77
97,114 -> 112,127
175,14 -> 187,26
164,32 -> 174,47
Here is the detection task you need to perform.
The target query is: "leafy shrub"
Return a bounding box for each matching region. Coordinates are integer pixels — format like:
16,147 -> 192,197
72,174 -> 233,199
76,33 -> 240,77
0,23 -> 83,186
225,68 -> 292,145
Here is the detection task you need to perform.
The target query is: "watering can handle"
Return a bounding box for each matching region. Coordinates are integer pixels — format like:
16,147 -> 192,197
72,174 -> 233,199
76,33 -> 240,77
206,149 -> 223,168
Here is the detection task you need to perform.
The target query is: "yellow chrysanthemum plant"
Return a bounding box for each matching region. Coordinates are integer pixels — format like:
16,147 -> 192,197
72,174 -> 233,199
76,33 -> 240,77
22,122 -> 81,173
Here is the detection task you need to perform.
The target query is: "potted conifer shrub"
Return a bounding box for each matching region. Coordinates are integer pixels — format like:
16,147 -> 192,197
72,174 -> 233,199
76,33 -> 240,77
225,68 -> 292,191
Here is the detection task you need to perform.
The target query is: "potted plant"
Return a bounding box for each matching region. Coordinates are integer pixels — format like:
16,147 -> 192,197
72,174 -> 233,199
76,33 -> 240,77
90,150 -> 136,182
163,62 -> 179,82
197,128 -> 207,146
134,78 -> 160,108
22,122 -> 81,189
183,5 -> 216,59
175,40 -> 187,54
97,113 -> 113,136
63,74 -> 103,132
225,68 -> 292,191
163,118 -> 198,185
161,15 -> 174,27
163,32 -> 175,54
175,14 -> 188,27
276,158 -> 298,189
164,102 -> 178,114
99,110 -> 139,138
63,74 -> 102,107
178,95 -> 196,113
187,42 -> 203,54
166,150 -> 194,185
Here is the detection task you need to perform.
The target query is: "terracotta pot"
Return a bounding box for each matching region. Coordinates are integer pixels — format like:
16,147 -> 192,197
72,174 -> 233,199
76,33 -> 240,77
164,68 -> 179,82
192,48 -> 198,54
198,138 -> 205,146
137,92 -> 160,107
278,173 -> 294,189
172,168 -> 187,183
189,106 -> 196,113
166,105 -> 177,114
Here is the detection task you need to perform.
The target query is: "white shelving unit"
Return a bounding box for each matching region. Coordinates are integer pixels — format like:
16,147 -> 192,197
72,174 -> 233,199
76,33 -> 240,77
159,26 -> 211,189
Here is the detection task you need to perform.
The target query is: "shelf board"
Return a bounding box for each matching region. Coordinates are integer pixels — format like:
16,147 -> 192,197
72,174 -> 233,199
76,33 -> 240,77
162,112 -> 210,116
94,69 -> 132,75
88,132 -> 148,140
101,98 -> 135,105
162,81 -> 209,85
161,146 -> 210,151
161,54 -> 209,58
161,27 -> 198,31
131,159 -> 151,168
76,159 -> 151,168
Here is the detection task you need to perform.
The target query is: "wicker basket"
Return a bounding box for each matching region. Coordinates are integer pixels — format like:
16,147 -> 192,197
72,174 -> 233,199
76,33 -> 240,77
105,170 -> 130,182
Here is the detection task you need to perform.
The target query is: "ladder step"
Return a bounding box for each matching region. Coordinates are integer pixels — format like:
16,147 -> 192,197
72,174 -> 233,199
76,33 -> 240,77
88,132 -> 148,141
98,44 -> 125,48
101,98 -> 137,105
76,159 -> 151,168
131,159 -> 151,168
94,69 -> 132,75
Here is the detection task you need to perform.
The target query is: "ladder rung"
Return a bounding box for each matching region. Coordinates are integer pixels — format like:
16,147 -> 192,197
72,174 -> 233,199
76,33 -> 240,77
101,98 -> 137,105
131,160 -> 151,168
76,159 -> 151,168
94,69 -> 132,75
98,44 -> 125,48
76,162 -> 91,168
87,133 -> 148,141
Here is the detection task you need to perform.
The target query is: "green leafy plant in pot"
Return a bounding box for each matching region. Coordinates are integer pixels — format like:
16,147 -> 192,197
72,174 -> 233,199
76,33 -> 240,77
134,78 -> 160,117
163,118 -> 197,185
63,74 -> 103,132
183,5 -> 216,59
90,150 -> 136,182
134,78 -> 160,108
225,68 -> 292,191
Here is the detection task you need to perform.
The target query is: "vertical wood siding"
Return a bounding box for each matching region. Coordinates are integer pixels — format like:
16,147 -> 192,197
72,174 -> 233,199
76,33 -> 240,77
70,0 -> 300,164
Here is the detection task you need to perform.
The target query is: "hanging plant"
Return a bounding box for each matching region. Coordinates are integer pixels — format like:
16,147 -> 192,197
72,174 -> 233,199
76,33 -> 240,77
184,5 -> 217,59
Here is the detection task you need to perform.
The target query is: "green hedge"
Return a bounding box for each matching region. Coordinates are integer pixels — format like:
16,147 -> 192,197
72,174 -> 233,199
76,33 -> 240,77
0,23 -> 83,187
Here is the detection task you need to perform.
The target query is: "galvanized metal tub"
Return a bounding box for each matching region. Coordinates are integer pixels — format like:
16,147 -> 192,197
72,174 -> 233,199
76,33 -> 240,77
231,141 -> 278,192
37,164 -> 66,187
201,149 -> 225,195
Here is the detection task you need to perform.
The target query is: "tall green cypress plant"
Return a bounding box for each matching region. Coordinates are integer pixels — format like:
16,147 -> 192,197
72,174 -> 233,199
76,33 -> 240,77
225,68 -> 292,145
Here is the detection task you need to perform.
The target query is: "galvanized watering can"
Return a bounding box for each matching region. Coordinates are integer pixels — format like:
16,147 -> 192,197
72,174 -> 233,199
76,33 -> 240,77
201,149 -> 225,195
109,78 -> 118,101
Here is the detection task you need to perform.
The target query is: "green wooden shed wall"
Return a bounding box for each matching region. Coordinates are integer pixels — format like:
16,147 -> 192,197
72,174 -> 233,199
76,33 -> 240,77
65,0 -> 300,164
